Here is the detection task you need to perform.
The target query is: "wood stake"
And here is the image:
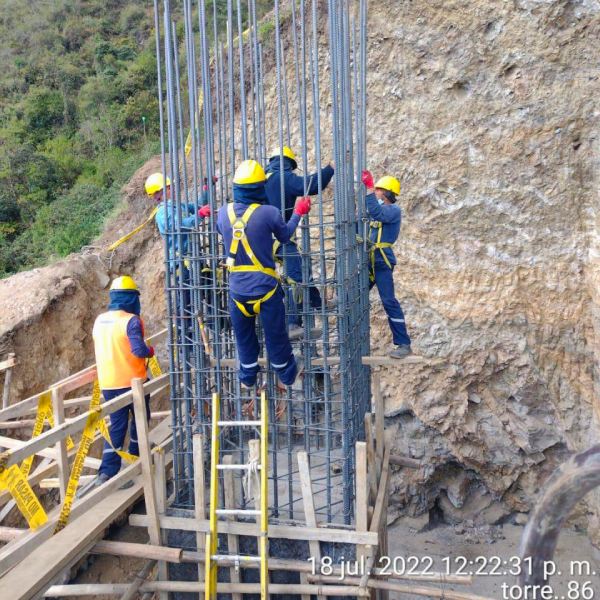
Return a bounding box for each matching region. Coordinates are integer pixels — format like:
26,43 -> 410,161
223,454 -> 242,600
50,387 -> 68,501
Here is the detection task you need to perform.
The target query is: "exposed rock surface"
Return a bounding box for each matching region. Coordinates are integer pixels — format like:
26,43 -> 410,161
0,0 -> 599,541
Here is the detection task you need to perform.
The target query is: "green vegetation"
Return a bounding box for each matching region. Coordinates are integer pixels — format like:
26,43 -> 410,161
0,0 -> 273,277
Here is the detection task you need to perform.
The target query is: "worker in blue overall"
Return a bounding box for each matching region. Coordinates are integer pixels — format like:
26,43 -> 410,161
265,146 -> 334,337
361,170 -> 412,358
216,160 -> 312,387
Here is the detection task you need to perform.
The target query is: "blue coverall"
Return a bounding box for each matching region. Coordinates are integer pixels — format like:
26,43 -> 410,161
98,291 -> 152,478
217,182 -> 301,386
366,193 -> 411,347
265,157 -> 335,326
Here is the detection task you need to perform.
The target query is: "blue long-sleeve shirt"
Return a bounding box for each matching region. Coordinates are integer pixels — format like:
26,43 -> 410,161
217,183 -> 301,297
155,201 -> 198,255
125,316 -> 153,358
265,157 -> 334,222
366,193 -> 401,267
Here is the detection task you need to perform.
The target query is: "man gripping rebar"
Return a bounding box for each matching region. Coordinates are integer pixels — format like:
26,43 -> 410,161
217,159 -> 312,388
265,146 -> 334,338
361,170 -> 412,359
84,276 -> 153,493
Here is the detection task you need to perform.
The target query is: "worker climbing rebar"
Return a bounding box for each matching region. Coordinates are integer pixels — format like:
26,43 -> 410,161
361,170 -> 412,358
265,146 -> 334,337
216,159 -> 312,388
82,276 -> 154,494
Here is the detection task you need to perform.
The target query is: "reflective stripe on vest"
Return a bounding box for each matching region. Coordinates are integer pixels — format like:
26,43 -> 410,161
369,220 -> 393,279
92,310 -> 147,389
226,203 -> 279,281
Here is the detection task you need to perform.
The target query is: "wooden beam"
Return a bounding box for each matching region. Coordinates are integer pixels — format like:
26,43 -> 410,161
0,419 -> 172,578
0,375 -> 168,468
389,454 -> 421,469
120,559 -> 156,600
1,354 -> 15,410
0,356 -> 16,373
131,378 -> 167,600
0,436 -> 100,469
192,433 -> 206,592
51,387 -> 69,501
91,540 -> 181,563
223,454 -> 242,600
355,442 -> 368,562
129,513 -> 379,545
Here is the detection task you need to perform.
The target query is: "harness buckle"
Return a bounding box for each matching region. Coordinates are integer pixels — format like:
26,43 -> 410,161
232,218 -> 246,240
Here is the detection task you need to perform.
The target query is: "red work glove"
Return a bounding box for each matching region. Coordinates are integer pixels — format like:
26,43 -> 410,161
147,346 -> 155,358
198,205 -> 211,218
294,196 -> 311,216
361,170 -> 374,189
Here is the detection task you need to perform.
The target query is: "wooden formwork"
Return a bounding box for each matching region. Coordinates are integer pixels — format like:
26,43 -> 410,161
0,348 -> 488,600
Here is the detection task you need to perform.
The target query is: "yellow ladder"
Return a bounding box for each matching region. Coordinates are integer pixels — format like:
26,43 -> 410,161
205,391 -> 269,600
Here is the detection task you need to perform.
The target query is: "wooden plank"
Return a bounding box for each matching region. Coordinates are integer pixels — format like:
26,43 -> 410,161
0,356 -> 16,373
131,378 -> 167,600
91,540 -> 181,563
355,442 -> 368,563
129,514 -> 379,545
1,355 -> 15,409
362,355 -> 441,367
372,373 -> 384,478
297,452 -> 324,600
0,419 -> 172,577
0,375 -> 168,468
389,454 -> 421,469
0,328 -> 167,422
364,413 -> 378,506
192,434 -> 206,591
368,447 -> 390,535
51,387 -> 69,501
120,559 -> 156,600
0,436 -> 100,468
223,455 -> 242,600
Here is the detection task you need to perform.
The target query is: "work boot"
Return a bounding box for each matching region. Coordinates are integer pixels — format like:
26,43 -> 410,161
76,472 -> 110,499
389,345 -> 412,359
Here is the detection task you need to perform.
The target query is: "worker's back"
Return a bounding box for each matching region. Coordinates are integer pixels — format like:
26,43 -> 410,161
93,310 -> 147,389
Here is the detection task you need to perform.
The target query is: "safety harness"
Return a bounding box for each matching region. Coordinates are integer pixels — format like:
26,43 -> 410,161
226,203 -> 279,317
368,220 -> 393,281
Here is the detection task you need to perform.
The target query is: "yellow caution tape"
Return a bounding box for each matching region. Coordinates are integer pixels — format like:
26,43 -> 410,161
0,465 -> 48,530
21,392 -> 74,479
90,381 -> 136,464
54,409 -> 101,533
148,356 -> 162,378
107,206 -> 159,252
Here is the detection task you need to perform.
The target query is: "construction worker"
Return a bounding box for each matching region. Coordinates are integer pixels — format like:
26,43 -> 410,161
216,159 -> 312,387
361,170 -> 412,358
86,276 -> 154,491
144,172 -> 211,255
265,146 -> 334,336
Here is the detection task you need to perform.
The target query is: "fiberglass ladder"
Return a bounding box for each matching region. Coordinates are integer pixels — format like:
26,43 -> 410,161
204,390 -> 269,600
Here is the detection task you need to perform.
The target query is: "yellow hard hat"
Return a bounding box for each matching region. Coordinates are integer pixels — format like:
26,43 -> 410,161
144,172 -> 171,197
375,175 -> 400,197
110,275 -> 139,293
233,160 -> 266,185
268,146 -> 297,165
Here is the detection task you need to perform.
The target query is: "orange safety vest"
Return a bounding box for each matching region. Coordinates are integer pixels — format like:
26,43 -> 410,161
92,310 -> 148,390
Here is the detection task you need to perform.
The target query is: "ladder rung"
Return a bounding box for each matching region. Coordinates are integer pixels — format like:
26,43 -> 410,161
211,554 -> 261,563
217,464 -> 262,470
217,420 -> 261,427
216,508 -> 261,516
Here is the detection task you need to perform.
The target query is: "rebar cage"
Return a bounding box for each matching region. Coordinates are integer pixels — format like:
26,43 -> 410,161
155,0 -> 370,525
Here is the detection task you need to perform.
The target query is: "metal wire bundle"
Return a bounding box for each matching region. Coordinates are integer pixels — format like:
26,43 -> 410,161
154,0 -> 370,525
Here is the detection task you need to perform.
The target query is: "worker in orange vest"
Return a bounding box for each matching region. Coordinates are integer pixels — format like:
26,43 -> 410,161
85,276 -> 154,492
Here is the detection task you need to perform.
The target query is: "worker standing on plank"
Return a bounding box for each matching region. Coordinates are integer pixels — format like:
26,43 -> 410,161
86,276 -> 154,491
216,159 -> 312,388
265,146 -> 334,337
361,170 -> 412,359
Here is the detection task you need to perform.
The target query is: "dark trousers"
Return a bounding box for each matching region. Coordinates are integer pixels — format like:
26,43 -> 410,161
98,387 -> 151,478
229,286 -> 297,386
276,241 -> 322,327
369,262 -> 411,346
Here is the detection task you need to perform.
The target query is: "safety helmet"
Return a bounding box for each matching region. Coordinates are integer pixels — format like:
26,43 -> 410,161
110,275 -> 139,293
374,175 -> 400,197
268,146 -> 297,168
233,160 -> 266,185
144,172 -> 171,197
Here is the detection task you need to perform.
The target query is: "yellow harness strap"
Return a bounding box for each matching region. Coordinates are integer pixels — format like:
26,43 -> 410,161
226,204 -> 279,280
233,285 -> 279,317
227,203 -> 280,317
369,220 -> 393,279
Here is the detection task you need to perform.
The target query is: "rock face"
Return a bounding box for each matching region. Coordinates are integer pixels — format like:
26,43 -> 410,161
0,0 -> 599,539
364,0 -> 600,529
